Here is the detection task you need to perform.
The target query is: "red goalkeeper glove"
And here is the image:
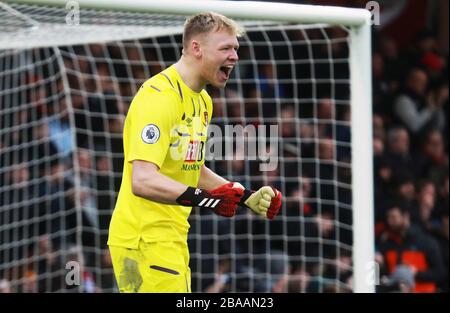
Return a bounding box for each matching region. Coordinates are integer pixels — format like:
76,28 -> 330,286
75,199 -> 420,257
176,183 -> 244,217
234,183 -> 282,220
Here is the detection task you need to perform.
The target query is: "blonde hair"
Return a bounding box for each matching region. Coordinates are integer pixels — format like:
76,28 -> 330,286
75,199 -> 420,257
182,12 -> 244,50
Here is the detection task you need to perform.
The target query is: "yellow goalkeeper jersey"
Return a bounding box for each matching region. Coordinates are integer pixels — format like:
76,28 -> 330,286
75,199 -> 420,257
108,65 -> 213,249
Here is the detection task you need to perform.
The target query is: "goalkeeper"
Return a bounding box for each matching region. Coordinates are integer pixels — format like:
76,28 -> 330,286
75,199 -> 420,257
107,12 -> 282,293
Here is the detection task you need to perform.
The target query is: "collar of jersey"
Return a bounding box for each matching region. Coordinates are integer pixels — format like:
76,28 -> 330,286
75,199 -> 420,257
169,65 -> 202,96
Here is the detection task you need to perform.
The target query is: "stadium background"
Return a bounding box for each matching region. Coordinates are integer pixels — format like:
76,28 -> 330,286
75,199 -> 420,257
0,0 -> 448,293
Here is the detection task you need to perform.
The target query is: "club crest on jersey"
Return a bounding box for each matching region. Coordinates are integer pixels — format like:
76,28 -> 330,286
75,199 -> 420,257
141,124 -> 160,144
203,111 -> 209,126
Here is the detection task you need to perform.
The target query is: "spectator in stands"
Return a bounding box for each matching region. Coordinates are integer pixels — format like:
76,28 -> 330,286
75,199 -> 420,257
256,63 -> 285,117
374,154 -> 394,223
373,113 -> 386,141
377,181 -> 408,238
95,106 -> 125,192
95,154 -> 117,247
288,176 -> 313,217
391,171 -> 416,212
311,138 -> 336,211
317,98 -> 334,138
373,136 -> 384,158
33,122 -> 59,177
433,207 -> 449,292
436,174 -> 449,217
265,252 -> 290,293
299,122 -> 315,160
224,89 -> 246,124
380,264 -> 416,293
77,148 -> 98,229
332,250 -> 353,293
36,234 -> 63,292
99,249 -> 115,292
21,270 -> 38,293
298,211 -> 337,293
280,104 -> 297,139
409,30 -> 446,84
70,88 -> 90,147
336,106 -> 351,162
234,249 -> 290,293
285,177 -> 313,269
209,89 -> 225,118
0,160 -> 33,271
288,267 -> 311,293
75,148 -> 100,268
47,97 -> 74,160
228,150 -> 246,179
204,260 -> 231,293
378,37 -> 403,94
385,126 -> 414,176
394,68 -> 445,142
372,53 -> 395,120
38,157 -> 76,249
414,128 -> 448,185
377,202 -> 445,292
411,180 -> 439,236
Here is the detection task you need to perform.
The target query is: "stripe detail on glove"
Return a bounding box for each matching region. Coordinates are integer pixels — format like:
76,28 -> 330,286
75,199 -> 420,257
198,198 -> 220,208
176,183 -> 244,217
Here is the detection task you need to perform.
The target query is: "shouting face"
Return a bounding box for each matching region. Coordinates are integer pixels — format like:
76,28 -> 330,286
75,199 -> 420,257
196,29 -> 239,88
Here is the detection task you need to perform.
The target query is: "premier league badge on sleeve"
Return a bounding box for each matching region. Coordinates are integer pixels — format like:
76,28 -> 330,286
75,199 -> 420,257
141,124 -> 160,144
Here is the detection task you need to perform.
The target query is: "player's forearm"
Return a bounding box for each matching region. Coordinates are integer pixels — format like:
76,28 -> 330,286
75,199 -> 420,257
197,165 -> 230,190
131,161 -> 243,217
132,160 -> 186,204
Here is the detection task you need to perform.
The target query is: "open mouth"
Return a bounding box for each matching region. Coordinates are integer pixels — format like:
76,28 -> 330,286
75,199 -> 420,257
219,65 -> 233,79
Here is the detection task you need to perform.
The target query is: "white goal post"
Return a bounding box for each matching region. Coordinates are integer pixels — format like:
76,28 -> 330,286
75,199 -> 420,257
1,0 -> 374,293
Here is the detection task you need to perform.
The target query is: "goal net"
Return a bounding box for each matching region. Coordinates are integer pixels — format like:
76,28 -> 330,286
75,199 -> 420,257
0,0 -> 373,293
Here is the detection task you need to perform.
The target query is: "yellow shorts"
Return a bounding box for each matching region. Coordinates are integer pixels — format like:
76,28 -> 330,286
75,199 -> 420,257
109,241 -> 191,293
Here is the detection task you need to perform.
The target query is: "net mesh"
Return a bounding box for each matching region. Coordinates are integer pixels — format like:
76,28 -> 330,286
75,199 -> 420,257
0,1 -> 353,293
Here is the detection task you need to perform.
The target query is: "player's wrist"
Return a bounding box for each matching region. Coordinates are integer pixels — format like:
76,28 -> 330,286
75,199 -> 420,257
228,181 -> 253,207
176,183 -> 244,218
238,189 -> 254,207
176,186 -> 211,207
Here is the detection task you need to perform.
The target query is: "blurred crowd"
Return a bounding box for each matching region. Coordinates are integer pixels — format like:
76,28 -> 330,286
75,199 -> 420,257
371,30 -> 448,293
0,6 -> 448,293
